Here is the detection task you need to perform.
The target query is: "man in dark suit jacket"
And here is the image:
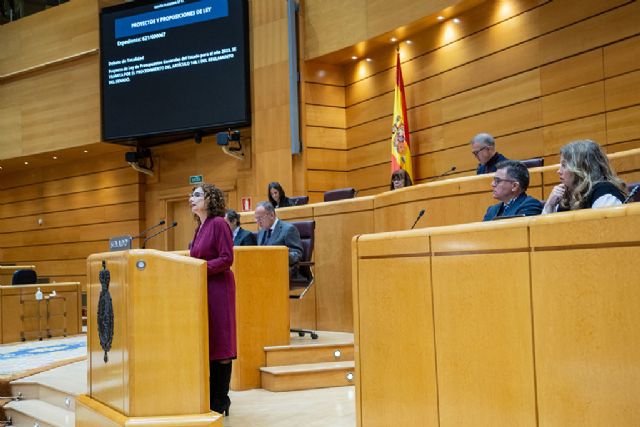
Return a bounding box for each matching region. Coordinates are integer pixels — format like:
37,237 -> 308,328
225,209 -> 257,246
471,133 -> 509,174
254,202 -> 303,269
483,160 -> 543,221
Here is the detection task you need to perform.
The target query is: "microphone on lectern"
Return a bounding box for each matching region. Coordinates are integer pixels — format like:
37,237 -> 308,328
142,221 -> 178,249
410,209 -> 426,230
133,219 -> 166,240
433,166 -> 457,180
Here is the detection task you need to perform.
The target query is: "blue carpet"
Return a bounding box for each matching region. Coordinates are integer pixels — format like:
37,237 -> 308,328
0,335 -> 86,379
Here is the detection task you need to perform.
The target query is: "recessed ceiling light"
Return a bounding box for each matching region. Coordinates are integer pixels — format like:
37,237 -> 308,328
24,161 -> 29,165
351,56 -> 358,60
437,16 -> 445,21
405,40 -> 413,45
53,156 -> 58,160
0,166 -> 3,170
390,37 -> 397,42
83,150 -> 89,153
453,18 -> 461,24
365,58 -> 372,62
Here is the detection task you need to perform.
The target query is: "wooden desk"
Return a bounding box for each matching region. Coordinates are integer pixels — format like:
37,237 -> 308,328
0,265 -> 36,270
352,205 -> 640,426
0,282 -> 81,343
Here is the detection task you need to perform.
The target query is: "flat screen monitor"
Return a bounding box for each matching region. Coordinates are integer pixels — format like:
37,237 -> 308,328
100,0 -> 250,145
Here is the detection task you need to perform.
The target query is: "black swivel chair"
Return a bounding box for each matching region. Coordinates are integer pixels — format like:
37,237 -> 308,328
12,269 -> 37,285
520,157 -> 544,169
323,187 -> 357,202
288,195 -> 309,206
289,220 -> 318,339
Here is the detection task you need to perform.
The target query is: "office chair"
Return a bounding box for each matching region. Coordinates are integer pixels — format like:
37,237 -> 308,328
323,187 -> 357,202
520,157 -> 544,168
288,195 -> 309,206
12,269 -> 37,285
290,220 -> 318,339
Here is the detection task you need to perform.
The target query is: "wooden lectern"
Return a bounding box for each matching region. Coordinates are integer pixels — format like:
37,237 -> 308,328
76,249 -> 222,426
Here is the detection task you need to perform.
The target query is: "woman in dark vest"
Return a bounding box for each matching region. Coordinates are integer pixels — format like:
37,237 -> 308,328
543,140 -> 627,213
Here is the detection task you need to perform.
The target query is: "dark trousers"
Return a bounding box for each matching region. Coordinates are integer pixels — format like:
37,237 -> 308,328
210,360 -> 232,416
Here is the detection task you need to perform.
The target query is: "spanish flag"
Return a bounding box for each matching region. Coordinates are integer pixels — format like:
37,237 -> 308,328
390,50 -> 413,181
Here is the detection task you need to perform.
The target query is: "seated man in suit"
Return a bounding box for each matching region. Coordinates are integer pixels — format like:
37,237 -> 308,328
483,160 -> 543,221
225,209 -> 257,246
254,201 -> 304,275
471,133 -> 508,174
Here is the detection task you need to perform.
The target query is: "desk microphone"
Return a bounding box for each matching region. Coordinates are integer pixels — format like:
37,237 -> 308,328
142,221 -> 178,248
133,219 -> 166,240
410,209 -> 426,229
433,166 -> 457,180
624,186 -> 639,204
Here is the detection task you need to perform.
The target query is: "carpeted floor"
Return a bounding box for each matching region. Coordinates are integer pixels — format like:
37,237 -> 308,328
0,335 -> 86,382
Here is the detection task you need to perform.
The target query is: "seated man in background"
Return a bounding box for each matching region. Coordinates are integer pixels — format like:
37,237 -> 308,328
471,132 -> 508,174
483,160 -> 543,221
225,209 -> 257,246
255,201 -> 303,275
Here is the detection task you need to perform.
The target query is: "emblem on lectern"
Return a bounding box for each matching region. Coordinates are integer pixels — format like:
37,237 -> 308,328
97,260 -> 114,363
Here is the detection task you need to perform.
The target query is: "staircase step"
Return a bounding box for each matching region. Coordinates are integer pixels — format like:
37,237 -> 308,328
265,341 -> 354,366
260,361 -> 355,392
4,399 -> 74,427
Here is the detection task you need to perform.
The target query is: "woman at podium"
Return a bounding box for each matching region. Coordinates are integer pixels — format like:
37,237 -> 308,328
189,184 -> 237,416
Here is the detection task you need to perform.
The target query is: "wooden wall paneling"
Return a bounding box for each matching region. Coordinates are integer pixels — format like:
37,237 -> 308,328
0,149 -> 129,187
540,49 -> 604,96
1,220 -> 141,249
305,126 -> 347,150
305,83 -> 345,107
305,104 -> 346,128
605,70 -> 640,111
346,91 -> 393,129
542,114 -> 607,156
539,1 -> 640,65
307,170 -> 347,192
348,141 -> 388,172
20,55 -> 100,155
440,70 -> 541,124
0,184 -> 141,219
0,202 -> 142,235
1,167 -> 138,205
541,82 -> 605,126
603,35 -> 640,78
348,163 -> 389,193
0,0 -> 98,75
607,106 -> 640,145
346,117 -> 390,150
306,148 -> 347,171
1,242 -> 108,264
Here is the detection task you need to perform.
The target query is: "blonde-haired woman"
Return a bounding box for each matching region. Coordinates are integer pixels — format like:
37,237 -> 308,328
543,140 -> 627,214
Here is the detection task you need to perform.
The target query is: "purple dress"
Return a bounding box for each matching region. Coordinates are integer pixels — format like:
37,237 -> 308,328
189,216 -> 237,361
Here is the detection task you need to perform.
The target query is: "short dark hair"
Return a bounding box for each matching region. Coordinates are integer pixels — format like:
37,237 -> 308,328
496,160 -> 529,192
225,209 -> 240,226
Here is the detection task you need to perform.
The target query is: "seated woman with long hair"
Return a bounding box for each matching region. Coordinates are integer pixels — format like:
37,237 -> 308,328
543,139 -> 627,214
390,169 -> 413,190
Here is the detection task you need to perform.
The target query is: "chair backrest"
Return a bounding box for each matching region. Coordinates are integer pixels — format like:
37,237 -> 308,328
12,269 -> 37,285
627,182 -> 640,203
291,220 -> 315,281
520,157 -> 544,169
323,187 -> 356,202
288,195 -> 309,206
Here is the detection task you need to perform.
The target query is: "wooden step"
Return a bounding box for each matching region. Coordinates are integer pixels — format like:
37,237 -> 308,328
265,341 -> 354,366
4,399 -> 74,427
260,361 -> 355,392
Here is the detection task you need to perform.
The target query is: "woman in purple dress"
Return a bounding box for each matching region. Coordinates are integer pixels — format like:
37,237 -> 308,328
189,184 -> 236,416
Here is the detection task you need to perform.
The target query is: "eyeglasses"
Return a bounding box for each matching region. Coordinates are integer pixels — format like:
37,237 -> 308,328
472,146 -> 489,157
492,177 -> 516,185
190,191 -> 204,198
254,215 -> 265,222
